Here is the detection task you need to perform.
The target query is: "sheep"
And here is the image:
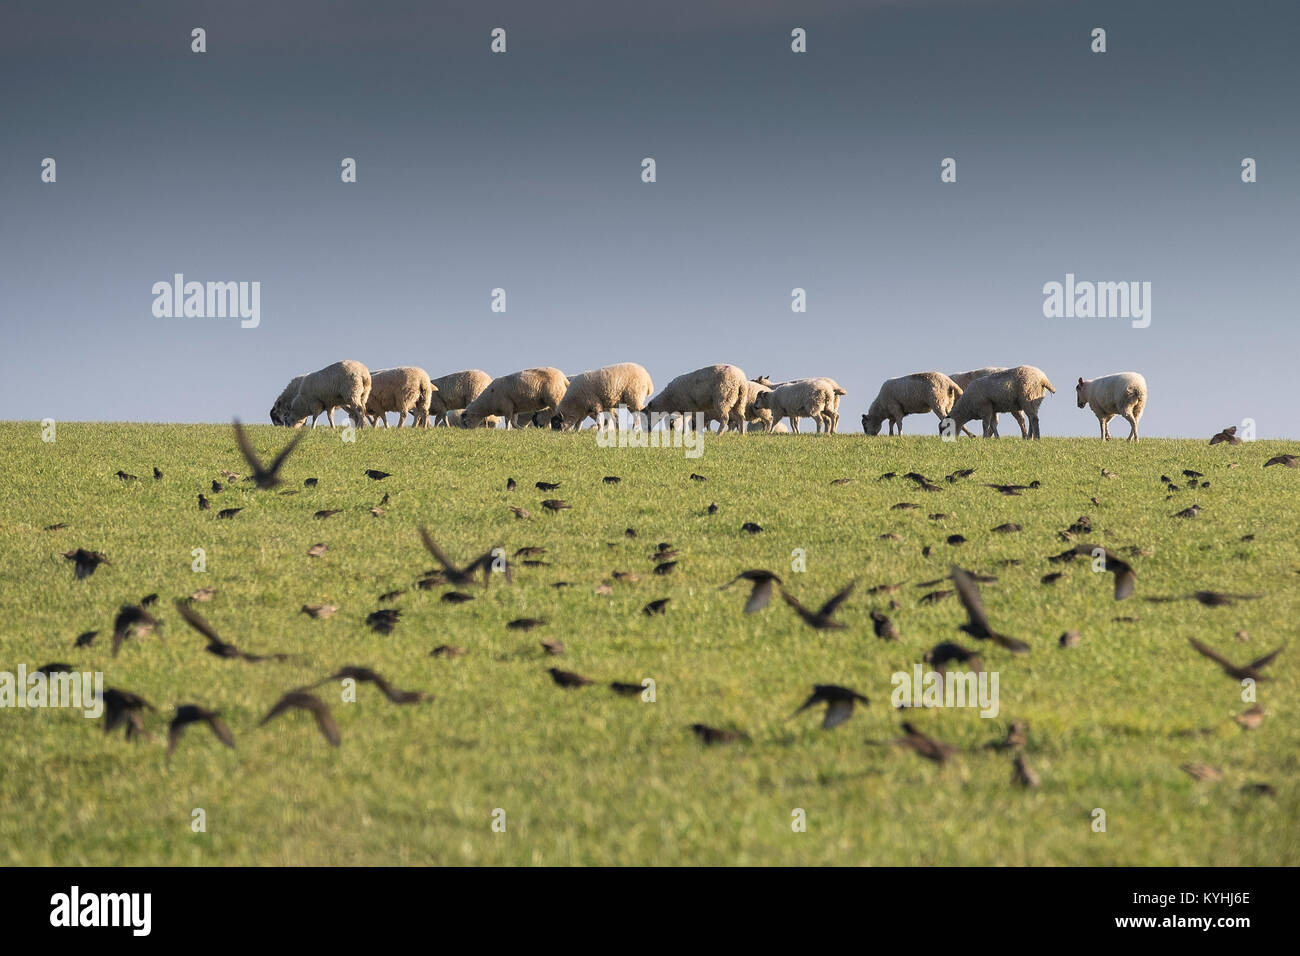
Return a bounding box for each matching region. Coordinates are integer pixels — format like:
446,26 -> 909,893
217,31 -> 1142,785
861,372 -> 964,435
1076,372 -> 1148,442
742,379 -> 775,432
949,367 -> 1028,438
270,375 -> 305,426
365,366 -> 433,428
752,378 -> 838,433
552,362 -> 655,431
461,367 -> 570,428
287,360 -> 372,429
644,364 -> 749,433
755,375 -> 846,431
946,365 -> 1056,440
447,411 -> 504,429
428,370 -> 492,426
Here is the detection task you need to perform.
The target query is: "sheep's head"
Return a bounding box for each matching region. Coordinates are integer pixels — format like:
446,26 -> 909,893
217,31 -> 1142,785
752,391 -> 771,411
550,414 -> 565,431
755,375 -> 772,387
1075,377 -> 1088,409
861,412 -> 883,436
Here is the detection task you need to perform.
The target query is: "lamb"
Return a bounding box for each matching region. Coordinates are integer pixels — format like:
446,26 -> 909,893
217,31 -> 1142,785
946,365 -> 1056,440
1076,372 -> 1148,442
427,370 -> 493,426
287,360 -> 372,429
752,378 -> 839,433
949,367 -> 1027,438
461,367 -> 570,428
552,362 -> 655,431
644,364 -> 749,433
365,367 -> 434,428
861,372 -> 964,435
755,375 -> 846,432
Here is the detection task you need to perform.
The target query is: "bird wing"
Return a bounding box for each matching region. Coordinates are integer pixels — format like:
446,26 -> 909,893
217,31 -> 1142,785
174,599 -> 224,647
821,697 -> 855,729
1113,565 -> 1137,601
1188,638 -> 1232,669
264,429 -> 305,478
950,567 -> 990,632
312,701 -> 341,745
816,580 -> 857,618
780,588 -> 814,624
745,578 -> 775,614
166,720 -> 186,756
1248,646 -> 1284,671
231,419 -> 267,477
418,527 -> 458,572
204,713 -> 236,748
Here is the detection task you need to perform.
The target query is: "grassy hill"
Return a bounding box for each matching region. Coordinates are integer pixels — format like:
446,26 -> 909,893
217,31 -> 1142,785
0,421 -> 1296,865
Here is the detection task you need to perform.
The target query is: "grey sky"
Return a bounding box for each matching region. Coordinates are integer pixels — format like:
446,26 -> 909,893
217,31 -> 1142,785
2,0 -> 1296,435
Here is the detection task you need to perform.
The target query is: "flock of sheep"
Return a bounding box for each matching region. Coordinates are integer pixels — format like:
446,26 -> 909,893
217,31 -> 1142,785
268,361 -> 1150,441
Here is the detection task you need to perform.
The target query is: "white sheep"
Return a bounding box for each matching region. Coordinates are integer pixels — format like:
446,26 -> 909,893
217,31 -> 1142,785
946,365 -> 1056,439
270,375 -> 306,426
861,372 -> 964,435
752,378 -> 838,433
428,370 -> 492,426
288,360 -> 372,429
741,379 -> 775,432
949,367 -> 1027,437
462,367 -> 570,428
755,375 -> 846,431
644,364 -> 749,433
364,367 -> 434,428
553,362 -> 655,431
1076,372 -> 1148,442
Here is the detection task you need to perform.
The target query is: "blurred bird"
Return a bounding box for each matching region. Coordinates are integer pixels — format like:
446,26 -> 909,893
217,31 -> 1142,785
719,570 -> 783,613
419,528 -> 510,586
1074,544 -> 1137,600
951,567 -> 1030,653
1188,639 -> 1282,682
870,610 -> 899,641
1012,754 -> 1040,787
173,600 -> 294,662
1264,454 -> 1297,468
1209,426 -> 1241,445
167,705 -> 235,759
781,580 -> 855,629
232,419 -> 303,489
690,724 -> 748,745
102,688 -> 154,740
547,667 -> 593,689
260,691 -> 340,745
791,684 -> 869,729
63,548 -> 107,579
307,666 -> 426,703
894,722 -> 956,763
112,604 -> 160,657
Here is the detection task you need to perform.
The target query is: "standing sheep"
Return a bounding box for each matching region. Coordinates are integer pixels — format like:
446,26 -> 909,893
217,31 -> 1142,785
270,375 -> 306,426
861,372 -> 964,435
644,364 -> 749,433
742,379 -> 775,432
946,365 -> 1056,440
552,362 -> 655,431
461,367 -> 570,428
365,367 -> 434,428
755,375 -> 846,432
428,369 -> 493,426
753,379 -> 838,433
1076,372 -> 1148,442
288,360 -> 372,429
949,367 -> 1028,438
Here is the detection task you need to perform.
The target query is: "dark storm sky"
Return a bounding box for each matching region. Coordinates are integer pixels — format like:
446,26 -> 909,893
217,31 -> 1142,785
2,0 -> 1296,435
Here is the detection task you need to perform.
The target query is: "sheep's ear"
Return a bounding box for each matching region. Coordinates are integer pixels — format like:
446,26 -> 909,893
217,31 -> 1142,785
1077,377 -> 1083,384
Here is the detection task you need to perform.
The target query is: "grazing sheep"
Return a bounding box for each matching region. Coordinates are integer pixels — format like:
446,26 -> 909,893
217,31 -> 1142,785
552,363 -> 655,431
428,370 -> 492,426
447,411 -> 504,429
946,365 -> 1056,440
270,375 -> 306,426
752,378 -> 838,433
861,372 -> 964,436
462,367 -> 570,428
365,367 -> 433,428
288,360 -> 372,429
1076,372 -> 1148,442
949,367 -> 1028,438
644,364 -> 749,433
755,375 -> 846,432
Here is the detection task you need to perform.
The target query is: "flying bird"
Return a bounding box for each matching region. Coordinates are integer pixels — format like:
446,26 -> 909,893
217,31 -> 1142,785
232,419 -> 303,489
63,548 -> 107,579
951,567 -> 1030,653
167,705 -> 235,758
781,580 -> 855,629
719,570 -> 783,613
1209,426 -> 1241,445
894,722 -> 957,763
1187,639 -> 1283,682
1074,544 -> 1137,600
102,688 -> 155,740
791,684 -> 869,729
260,691 -> 340,746
112,604 -> 160,657
173,600 -> 293,662
419,528 -> 509,586
870,610 -> 899,641
923,642 -> 983,672
1264,454 -> 1297,468
307,666 -> 426,703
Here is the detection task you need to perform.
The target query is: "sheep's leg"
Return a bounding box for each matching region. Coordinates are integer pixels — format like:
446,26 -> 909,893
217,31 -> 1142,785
1014,411 -> 1029,438
1125,413 -> 1139,442
983,416 -> 997,438
789,415 -> 800,434
325,407 -> 337,428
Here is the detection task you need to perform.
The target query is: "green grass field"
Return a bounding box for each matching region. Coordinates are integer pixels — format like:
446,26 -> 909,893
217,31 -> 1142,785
1,421 -> 1296,865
